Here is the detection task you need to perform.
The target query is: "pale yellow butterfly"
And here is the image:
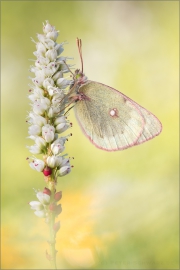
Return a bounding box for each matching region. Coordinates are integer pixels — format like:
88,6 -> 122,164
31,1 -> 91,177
66,39 -> 162,151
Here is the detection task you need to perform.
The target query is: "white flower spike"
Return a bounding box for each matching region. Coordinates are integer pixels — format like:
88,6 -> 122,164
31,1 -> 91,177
27,21 -> 74,268
27,20 -> 73,177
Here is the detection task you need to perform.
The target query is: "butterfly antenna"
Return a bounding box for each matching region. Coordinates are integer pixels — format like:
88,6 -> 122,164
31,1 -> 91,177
76,38 -> 83,73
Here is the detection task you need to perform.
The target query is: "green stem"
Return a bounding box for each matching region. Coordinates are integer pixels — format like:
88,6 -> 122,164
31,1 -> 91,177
49,212 -> 57,269
48,180 -> 57,269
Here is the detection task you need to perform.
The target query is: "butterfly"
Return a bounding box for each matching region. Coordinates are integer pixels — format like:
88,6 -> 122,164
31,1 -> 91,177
66,38 -> 162,151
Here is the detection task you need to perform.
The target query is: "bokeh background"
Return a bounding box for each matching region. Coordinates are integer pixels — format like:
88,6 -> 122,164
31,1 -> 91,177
1,1 -> 179,269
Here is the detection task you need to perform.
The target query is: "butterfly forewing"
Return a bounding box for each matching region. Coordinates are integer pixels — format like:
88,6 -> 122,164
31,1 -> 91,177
74,81 -> 152,151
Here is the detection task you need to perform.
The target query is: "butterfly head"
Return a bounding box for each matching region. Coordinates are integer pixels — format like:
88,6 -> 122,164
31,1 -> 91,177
74,69 -> 88,85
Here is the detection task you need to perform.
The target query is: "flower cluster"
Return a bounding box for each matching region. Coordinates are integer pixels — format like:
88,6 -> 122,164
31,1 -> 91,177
27,20 -> 73,186
29,187 -> 61,229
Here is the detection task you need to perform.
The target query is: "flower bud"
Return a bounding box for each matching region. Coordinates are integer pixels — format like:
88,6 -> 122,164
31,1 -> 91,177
27,144 -> 42,154
54,191 -> 62,201
60,157 -> 70,167
29,159 -> 45,172
53,71 -> 63,81
28,125 -> 41,136
51,139 -> 65,155
29,201 -> 44,211
43,78 -> 54,88
35,137 -> 47,148
43,21 -> 54,34
47,86 -> 57,96
36,191 -> 51,205
55,204 -> 62,215
45,49 -> 57,61
54,221 -> 60,232
44,38 -> 55,50
54,116 -> 66,125
36,42 -> 46,55
35,56 -> 50,66
34,210 -> 46,218
47,156 -> 63,168
56,123 -> 69,133
56,78 -> 70,88
58,165 -> 71,177
43,187 -> 51,196
33,99 -> 50,115
49,203 -> 56,211
43,167 -> 52,176
42,124 -> 55,143
48,107 -> 54,118
46,156 -> 56,168
28,113 -> 47,126
32,74 -> 45,87
37,33 -> 46,43
46,31 -> 59,41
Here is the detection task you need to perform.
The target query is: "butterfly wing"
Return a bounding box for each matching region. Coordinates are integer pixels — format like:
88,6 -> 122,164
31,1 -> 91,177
74,81 -> 162,151
130,102 -> 162,145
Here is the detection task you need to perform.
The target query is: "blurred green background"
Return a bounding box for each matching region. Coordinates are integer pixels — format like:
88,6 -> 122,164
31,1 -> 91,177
1,1 -> 179,269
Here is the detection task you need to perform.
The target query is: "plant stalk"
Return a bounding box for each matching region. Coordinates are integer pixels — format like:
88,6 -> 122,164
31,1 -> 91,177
48,179 -> 57,269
